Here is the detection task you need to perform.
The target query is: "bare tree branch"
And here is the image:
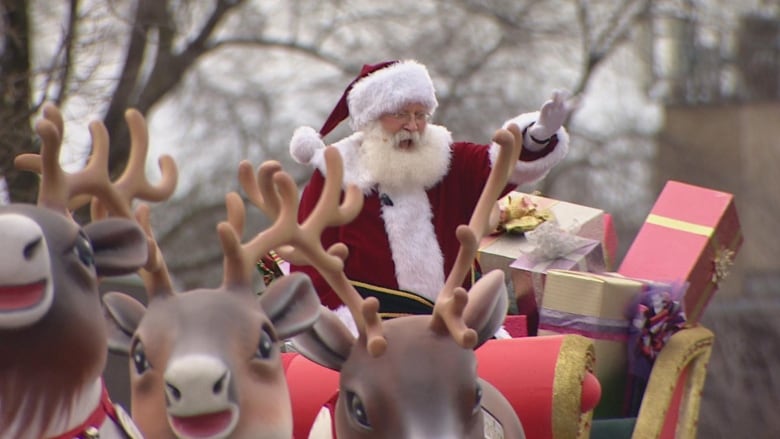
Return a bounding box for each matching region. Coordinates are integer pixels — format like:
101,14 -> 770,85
573,0 -> 651,95
101,0 -> 246,180
137,0 -> 246,111
52,0 -> 79,105
209,37 -> 352,71
454,0 -> 538,30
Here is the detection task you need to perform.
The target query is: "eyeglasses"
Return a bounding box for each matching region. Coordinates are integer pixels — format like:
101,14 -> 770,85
386,111 -> 431,124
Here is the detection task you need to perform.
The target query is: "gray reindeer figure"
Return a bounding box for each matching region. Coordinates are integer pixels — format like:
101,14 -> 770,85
101,159 -> 326,438
0,104 -> 176,439
239,127 -> 527,438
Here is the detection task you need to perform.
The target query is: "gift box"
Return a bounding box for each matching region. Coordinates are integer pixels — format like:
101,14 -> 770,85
509,236 -> 605,335
537,269 -> 645,419
618,180 -> 743,324
478,192 -> 606,278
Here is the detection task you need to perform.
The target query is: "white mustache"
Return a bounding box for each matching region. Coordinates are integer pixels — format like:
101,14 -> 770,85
394,131 -> 420,145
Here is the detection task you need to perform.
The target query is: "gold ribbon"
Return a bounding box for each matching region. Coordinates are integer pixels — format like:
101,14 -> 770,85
645,214 -> 714,237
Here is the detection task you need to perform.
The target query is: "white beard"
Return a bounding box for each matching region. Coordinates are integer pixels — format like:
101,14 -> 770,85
358,122 -> 450,191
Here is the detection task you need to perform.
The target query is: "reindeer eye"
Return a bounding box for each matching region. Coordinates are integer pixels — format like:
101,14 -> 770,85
131,338 -> 151,374
255,330 -> 274,360
346,391 -> 371,429
473,382 -> 483,414
73,232 -> 95,267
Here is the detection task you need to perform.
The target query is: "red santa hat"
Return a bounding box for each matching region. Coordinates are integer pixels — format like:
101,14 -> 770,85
290,60 -> 438,164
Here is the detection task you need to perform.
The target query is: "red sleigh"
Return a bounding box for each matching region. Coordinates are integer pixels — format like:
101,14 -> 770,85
283,180 -> 736,439
283,324 -> 714,439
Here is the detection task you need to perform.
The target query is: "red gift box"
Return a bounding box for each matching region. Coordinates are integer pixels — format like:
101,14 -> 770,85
502,315 -> 529,338
618,180 -> 742,324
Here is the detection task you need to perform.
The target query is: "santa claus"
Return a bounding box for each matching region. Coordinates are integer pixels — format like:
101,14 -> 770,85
289,59 -> 575,326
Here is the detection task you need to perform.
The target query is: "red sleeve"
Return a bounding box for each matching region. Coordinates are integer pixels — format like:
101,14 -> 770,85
448,142 -> 517,205
519,123 -> 559,161
290,170 -> 344,309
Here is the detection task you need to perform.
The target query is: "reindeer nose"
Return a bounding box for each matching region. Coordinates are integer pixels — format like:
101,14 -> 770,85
164,370 -> 228,403
164,354 -> 232,413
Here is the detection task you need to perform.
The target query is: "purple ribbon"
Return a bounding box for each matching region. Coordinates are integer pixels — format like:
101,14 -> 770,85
539,308 -> 630,341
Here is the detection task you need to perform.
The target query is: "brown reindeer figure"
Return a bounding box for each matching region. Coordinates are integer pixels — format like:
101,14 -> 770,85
101,161 -> 326,438
240,128 -> 526,438
0,104 -> 176,439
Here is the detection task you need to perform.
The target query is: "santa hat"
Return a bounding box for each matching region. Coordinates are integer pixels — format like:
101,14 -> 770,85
290,60 -> 438,164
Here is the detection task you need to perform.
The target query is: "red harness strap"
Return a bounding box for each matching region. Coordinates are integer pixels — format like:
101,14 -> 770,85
48,383 -> 118,439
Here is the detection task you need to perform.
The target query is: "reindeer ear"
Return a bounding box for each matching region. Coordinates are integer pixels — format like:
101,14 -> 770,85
259,273 -> 321,340
103,291 -> 146,354
85,218 -> 148,276
289,306 -> 355,371
463,270 -> 509,347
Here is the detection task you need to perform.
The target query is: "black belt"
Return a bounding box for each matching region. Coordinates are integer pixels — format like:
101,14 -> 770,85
351,281 -> 435,319
350,263 -> 480,319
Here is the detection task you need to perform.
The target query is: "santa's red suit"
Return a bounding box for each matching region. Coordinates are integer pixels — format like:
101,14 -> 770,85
288,59 -> 570,318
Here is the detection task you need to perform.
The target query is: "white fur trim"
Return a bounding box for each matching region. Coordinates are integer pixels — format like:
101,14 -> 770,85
348,60 -> 437,130
333,305 -> 359,338
379,186 -> 445,301
309,132 -> 375,192
492,111 -> 570,185
290,126 -> 325,165
494,326 -> 511,339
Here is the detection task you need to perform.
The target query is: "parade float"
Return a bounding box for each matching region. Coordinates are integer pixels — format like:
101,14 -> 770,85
2,107 -> 741,438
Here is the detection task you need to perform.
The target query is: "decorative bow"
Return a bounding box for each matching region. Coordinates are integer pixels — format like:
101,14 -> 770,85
627,282 -> 688,379
495,193 -> 553,234
524,218 -> 591,262
712,246 -> 735,284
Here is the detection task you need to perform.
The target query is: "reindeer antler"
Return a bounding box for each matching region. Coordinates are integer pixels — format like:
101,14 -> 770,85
237,148 -> 387,356
134,203 -> 175,298
220,162 -> 307,288
14,108 -> 112,214
14,104 -> 178,220
429,127 -> 520,348
90,109 -> 178,219
15,103 -> 180,287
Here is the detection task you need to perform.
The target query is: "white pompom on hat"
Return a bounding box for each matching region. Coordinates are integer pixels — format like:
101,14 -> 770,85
290,60 -> 438,164
289,126 -> 324,165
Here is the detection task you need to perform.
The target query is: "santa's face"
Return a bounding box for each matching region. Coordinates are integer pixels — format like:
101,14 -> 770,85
359,115 -> 449,191
378,103 -> 431,150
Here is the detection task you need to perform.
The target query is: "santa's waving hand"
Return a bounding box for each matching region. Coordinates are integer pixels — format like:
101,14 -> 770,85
525,90 -> 580,150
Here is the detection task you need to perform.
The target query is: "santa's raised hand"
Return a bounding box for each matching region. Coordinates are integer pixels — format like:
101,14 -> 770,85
528,90 -> 579,143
